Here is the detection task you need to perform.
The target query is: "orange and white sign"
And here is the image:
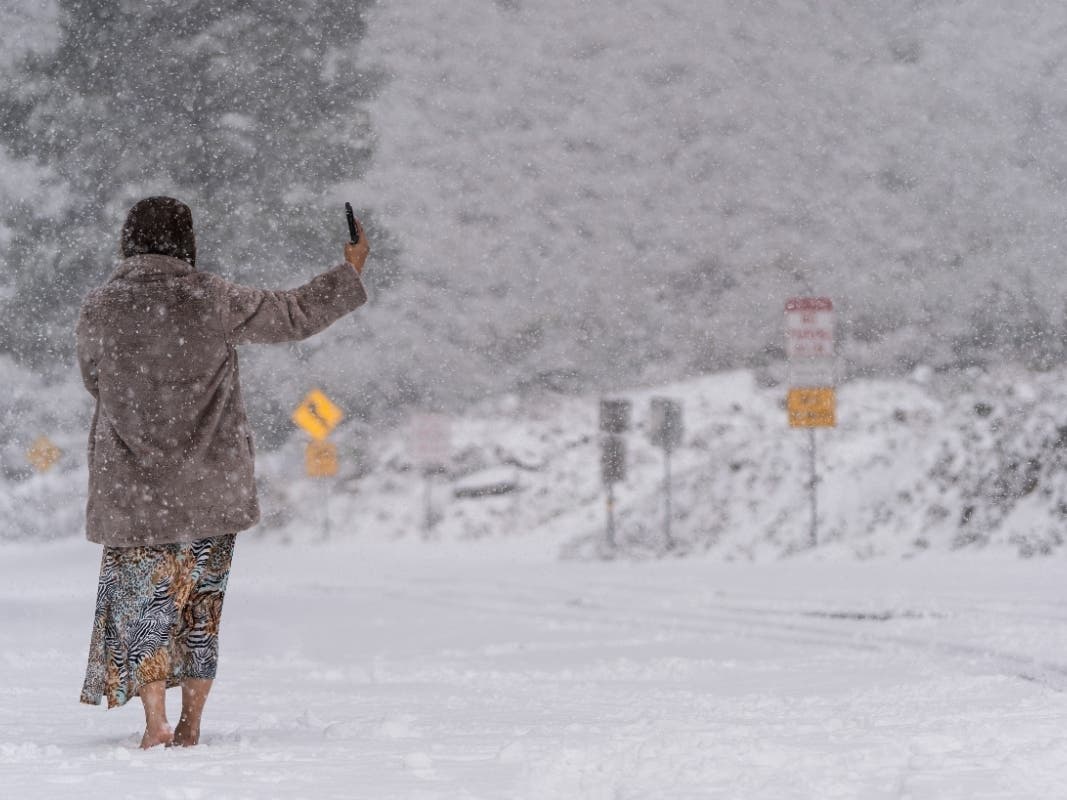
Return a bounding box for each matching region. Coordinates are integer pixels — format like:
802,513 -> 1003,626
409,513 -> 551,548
786,297 -> 836,428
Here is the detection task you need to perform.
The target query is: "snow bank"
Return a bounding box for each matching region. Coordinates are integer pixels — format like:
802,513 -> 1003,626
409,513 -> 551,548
8,362 -> 1067,559
242,365 -> 1067,560
9,363 -> 1067,560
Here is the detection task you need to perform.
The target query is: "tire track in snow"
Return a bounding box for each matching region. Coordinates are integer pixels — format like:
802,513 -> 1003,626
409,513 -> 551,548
379,574 -> 1067,691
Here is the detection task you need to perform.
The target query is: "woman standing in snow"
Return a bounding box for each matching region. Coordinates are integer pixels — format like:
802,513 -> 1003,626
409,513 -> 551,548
77,196 -> 369,748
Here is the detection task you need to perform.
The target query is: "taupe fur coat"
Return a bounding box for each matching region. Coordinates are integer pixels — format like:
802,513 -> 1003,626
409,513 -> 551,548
76,254 -> 366,546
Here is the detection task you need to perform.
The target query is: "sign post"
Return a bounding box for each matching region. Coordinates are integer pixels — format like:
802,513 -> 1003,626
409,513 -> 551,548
599,399 -> 631,552
649,397 -> 683,551
785,297 -> 836,547
292,389 -> 343,538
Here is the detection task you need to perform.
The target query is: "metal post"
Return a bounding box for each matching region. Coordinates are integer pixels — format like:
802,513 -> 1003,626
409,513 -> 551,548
323,479 -> 331,540
664,450 -> 674,551
510,466 -> 520,526
808,427 -> 817,547
606,481 -> 616,550
600,423 -> 627,554
650,397 -> 682,553
424,470 -> 434,535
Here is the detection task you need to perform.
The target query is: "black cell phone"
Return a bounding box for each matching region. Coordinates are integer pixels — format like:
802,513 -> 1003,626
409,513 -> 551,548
345,202 -> 360,244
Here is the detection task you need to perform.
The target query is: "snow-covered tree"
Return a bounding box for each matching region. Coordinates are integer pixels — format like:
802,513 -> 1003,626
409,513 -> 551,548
0,0 -> 387,371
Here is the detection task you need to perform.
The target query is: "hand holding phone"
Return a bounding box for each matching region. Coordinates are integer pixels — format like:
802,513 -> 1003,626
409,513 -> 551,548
343,203 -> 369,274
345,202 -> 360,244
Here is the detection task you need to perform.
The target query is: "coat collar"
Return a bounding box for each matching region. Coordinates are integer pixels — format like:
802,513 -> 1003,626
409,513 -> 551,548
109,253 -> 195,283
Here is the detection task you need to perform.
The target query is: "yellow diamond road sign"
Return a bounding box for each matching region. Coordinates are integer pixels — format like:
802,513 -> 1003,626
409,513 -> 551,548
292,389 -> 343,441
27,436 -> 62,473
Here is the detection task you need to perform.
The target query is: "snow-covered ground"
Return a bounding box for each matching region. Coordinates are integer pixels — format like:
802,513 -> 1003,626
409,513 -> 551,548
3,537 -> 1066,798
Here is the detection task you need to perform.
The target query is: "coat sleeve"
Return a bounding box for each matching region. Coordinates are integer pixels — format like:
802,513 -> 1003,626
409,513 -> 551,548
215,264 -> 368,345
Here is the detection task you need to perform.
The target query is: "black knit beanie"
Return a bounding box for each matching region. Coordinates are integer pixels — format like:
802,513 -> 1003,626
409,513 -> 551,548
120,196 -> 196,267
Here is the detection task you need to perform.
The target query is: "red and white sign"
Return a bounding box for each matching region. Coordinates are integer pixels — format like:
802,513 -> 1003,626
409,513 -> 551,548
785,297 -> 835,360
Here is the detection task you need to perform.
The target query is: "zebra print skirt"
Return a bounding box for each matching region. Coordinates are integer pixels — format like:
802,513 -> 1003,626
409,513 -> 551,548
80,534 -> 236,709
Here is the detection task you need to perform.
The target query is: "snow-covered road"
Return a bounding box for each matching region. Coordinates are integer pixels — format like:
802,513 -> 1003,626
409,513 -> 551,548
2,538 -> 1065,798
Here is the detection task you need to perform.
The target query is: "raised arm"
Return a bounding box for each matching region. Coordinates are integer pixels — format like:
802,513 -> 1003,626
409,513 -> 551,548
220,265 -> 367,345
221,227 -> 370,345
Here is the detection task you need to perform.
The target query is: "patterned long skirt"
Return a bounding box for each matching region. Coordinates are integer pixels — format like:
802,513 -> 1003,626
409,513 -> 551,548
80,535 -> 236,709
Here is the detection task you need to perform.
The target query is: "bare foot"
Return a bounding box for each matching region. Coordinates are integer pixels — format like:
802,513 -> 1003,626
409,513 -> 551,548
172,722 -> 200,747
140,723 -> 174,749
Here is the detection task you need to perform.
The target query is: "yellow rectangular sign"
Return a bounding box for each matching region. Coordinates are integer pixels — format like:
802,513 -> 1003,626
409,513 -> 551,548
788,388 -> 836,428
306,440 -> 339,478
292,389 -> 343,441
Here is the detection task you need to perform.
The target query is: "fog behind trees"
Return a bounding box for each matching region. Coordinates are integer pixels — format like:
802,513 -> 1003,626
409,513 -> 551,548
2,0 -> 1067,444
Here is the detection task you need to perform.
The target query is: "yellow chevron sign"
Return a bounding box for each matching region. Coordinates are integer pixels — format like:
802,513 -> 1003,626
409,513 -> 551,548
787,388 -> 836,428
292,389 -> 343,441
